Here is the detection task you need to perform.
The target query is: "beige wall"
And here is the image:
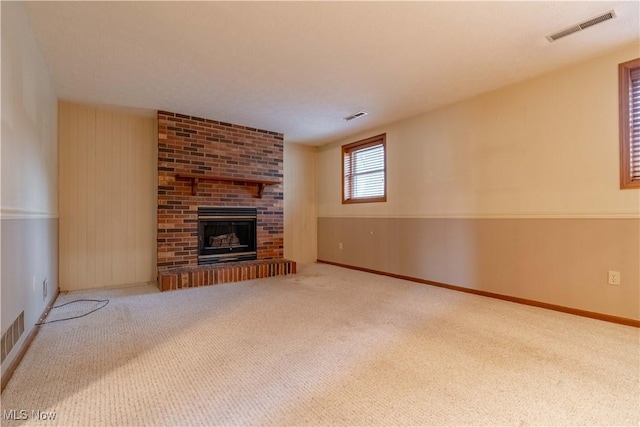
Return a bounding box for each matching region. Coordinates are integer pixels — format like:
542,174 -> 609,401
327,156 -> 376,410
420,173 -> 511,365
1,2 -> 59,375
284,143 -> 318,263
319,217 -> 639,320
319,43 -> 640,219
59,102 -> 156,290
317,43 -> 640,320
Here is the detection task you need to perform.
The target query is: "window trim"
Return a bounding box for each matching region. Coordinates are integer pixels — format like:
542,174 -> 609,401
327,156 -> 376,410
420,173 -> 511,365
342,133 -> 387,204
619,58 -> 640,189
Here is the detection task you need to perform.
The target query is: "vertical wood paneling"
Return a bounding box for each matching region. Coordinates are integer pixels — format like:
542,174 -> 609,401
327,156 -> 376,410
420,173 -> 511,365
94,108 -> 108,286
284,144 -> 318,263
125,116 -> 135,281
112,113 -> 125,286
58,105 -> 70,287
59,102 -> 156,290
103,109 -> 116,286
85,107 -> 97,287
135,118 -> 156,281
69,104 -> 84,285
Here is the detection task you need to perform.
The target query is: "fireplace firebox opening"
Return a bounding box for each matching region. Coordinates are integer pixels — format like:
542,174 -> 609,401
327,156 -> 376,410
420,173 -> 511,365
198,207 -> 257,264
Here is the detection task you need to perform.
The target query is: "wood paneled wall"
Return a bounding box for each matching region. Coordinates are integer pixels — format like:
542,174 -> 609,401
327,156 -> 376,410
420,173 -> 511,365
59,102 -> 156,290
284,143 -> 317,263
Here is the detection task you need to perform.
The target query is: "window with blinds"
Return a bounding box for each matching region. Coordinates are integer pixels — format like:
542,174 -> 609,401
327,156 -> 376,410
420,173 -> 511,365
619,58 -> 640,189
342,134 -> 386,203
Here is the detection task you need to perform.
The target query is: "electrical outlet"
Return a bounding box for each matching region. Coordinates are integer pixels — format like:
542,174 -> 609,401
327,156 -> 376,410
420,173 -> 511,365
608,270 -> 621,286
339,242 -> 343,250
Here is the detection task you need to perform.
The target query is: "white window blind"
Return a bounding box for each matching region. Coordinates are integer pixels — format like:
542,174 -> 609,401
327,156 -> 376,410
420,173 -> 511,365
629,68 -> 640,181
342,134 -> 386,203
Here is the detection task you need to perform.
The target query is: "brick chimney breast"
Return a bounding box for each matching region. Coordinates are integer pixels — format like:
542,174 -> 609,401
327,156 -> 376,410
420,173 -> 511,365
157,111 -> 284,269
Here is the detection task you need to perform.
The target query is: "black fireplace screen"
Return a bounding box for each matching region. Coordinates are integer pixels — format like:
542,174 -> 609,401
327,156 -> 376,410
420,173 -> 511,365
198,207 -> 257,264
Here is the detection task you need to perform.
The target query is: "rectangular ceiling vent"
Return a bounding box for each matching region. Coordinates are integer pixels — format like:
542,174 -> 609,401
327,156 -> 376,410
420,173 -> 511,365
546,10 -> 616,42
344,111 -> 368,121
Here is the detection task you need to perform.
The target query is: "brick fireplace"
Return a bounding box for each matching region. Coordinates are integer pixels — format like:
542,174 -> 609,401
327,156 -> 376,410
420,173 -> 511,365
156,111 -> 295,291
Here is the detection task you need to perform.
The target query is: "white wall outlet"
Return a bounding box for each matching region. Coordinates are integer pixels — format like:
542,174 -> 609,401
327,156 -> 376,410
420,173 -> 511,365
608,270 -> 621,286
338,242 -> 343,250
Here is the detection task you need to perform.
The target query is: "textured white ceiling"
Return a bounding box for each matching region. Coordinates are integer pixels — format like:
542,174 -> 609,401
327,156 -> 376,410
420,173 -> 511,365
23,1 -> 640,145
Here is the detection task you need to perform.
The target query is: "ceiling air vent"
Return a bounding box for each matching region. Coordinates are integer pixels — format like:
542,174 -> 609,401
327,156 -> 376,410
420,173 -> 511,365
546,10 -> 616,42
344,111 -> 368,121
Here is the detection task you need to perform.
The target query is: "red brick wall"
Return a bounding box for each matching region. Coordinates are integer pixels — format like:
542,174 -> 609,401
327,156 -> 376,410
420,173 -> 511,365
157,111 -> 284,268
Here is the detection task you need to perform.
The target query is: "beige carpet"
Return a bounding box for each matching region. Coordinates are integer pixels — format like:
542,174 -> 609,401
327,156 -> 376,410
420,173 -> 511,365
1,263 -> 639,426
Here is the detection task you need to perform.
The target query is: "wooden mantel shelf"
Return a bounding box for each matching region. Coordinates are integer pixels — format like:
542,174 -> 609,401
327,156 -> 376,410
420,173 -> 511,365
175,173 -> 280,198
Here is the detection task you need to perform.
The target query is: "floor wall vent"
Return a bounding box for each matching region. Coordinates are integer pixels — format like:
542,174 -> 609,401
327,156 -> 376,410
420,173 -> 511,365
1,312 -> 25,363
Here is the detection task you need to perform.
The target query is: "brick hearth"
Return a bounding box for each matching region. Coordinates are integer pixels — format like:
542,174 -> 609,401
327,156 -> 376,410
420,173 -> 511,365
157,259 -> 296,291
156,111 -> 295,290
